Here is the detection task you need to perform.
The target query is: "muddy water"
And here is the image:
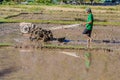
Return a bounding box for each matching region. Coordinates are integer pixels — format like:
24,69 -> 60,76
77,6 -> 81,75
0,48 -> 120,80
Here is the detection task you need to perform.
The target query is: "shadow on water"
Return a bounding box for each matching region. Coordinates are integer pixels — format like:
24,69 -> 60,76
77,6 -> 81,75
93,40 -> 120,44
57,38 -> 120,45
0,67 -> 17,77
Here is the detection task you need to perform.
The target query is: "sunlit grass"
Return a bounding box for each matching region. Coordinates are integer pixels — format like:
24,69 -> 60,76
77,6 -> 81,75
43,44 -> 112,51
0,18 -> 120,26
43,44 -> 86,49
57,4 -> 120,10
0,43 -> 12,47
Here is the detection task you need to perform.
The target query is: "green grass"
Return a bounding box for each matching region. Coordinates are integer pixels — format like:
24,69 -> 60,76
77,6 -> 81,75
0,18 -> 79,24
94,22 -> 120,26
0,4 -> 120,12
58,4 -> 120,11
43,44 -> 86,49
43,44 -> 112,51
0,43 -> 12,47
0,18 -> 120,26
0,42 -> 112,52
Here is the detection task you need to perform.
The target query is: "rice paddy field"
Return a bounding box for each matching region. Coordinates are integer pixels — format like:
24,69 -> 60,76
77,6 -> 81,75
0,5 -> 120,80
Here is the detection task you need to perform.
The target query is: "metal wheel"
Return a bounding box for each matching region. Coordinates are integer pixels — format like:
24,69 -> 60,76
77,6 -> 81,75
20,24 -> 30,34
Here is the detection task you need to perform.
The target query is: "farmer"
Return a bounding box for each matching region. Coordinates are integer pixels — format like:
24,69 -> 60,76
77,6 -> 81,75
83,8 -> 94,48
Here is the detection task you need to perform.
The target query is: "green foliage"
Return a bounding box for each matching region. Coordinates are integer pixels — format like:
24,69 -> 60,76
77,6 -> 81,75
43,44 -> 85,49
35,0 -> 51,4
2,0 -> 17,5
0,43 -> 12,47
1,0 -> 52,5
0,0 -> 108,5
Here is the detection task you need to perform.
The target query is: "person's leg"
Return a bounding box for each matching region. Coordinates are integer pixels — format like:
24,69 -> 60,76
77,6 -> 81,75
87,37 -> 92,48
84,34 -> 90,48
83,29 -> 92,48
88,30 -> 92,48
87,37 -> 90,48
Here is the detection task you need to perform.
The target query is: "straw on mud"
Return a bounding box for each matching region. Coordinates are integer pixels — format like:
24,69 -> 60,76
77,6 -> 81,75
60,51 -> 80,58
48,24 -> 82,30
20,50 -> 33,52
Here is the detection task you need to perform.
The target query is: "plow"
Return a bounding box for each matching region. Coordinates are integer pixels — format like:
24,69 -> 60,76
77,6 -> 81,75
15,22 -> 70,49
19,22 -> 81,42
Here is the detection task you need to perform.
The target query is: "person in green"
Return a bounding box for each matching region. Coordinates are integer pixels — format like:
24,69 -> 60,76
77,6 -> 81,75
83,8 -> 94,48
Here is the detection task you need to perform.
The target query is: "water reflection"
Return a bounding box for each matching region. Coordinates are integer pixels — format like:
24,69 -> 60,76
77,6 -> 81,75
84,49 -> 92,72
19,48 -> 92,74
0,47 -> 119,80
19,49 -> 38,73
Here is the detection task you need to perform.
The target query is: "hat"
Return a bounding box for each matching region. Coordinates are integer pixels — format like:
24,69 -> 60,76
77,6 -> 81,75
86,8 -> 91,13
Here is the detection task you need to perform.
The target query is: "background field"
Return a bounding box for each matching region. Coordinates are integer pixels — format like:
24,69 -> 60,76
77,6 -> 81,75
0,5 -> 120,26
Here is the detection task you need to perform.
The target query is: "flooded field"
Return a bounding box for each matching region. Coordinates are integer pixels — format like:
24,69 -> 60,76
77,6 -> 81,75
0,47 -> 120,80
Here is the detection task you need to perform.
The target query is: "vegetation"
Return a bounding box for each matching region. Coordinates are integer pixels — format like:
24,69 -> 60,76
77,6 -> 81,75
0,43 -> 12,47
0,5 -> 120,26
43,44 -> 86,49
0,0 -> 104,5
42,44 -> 112,51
